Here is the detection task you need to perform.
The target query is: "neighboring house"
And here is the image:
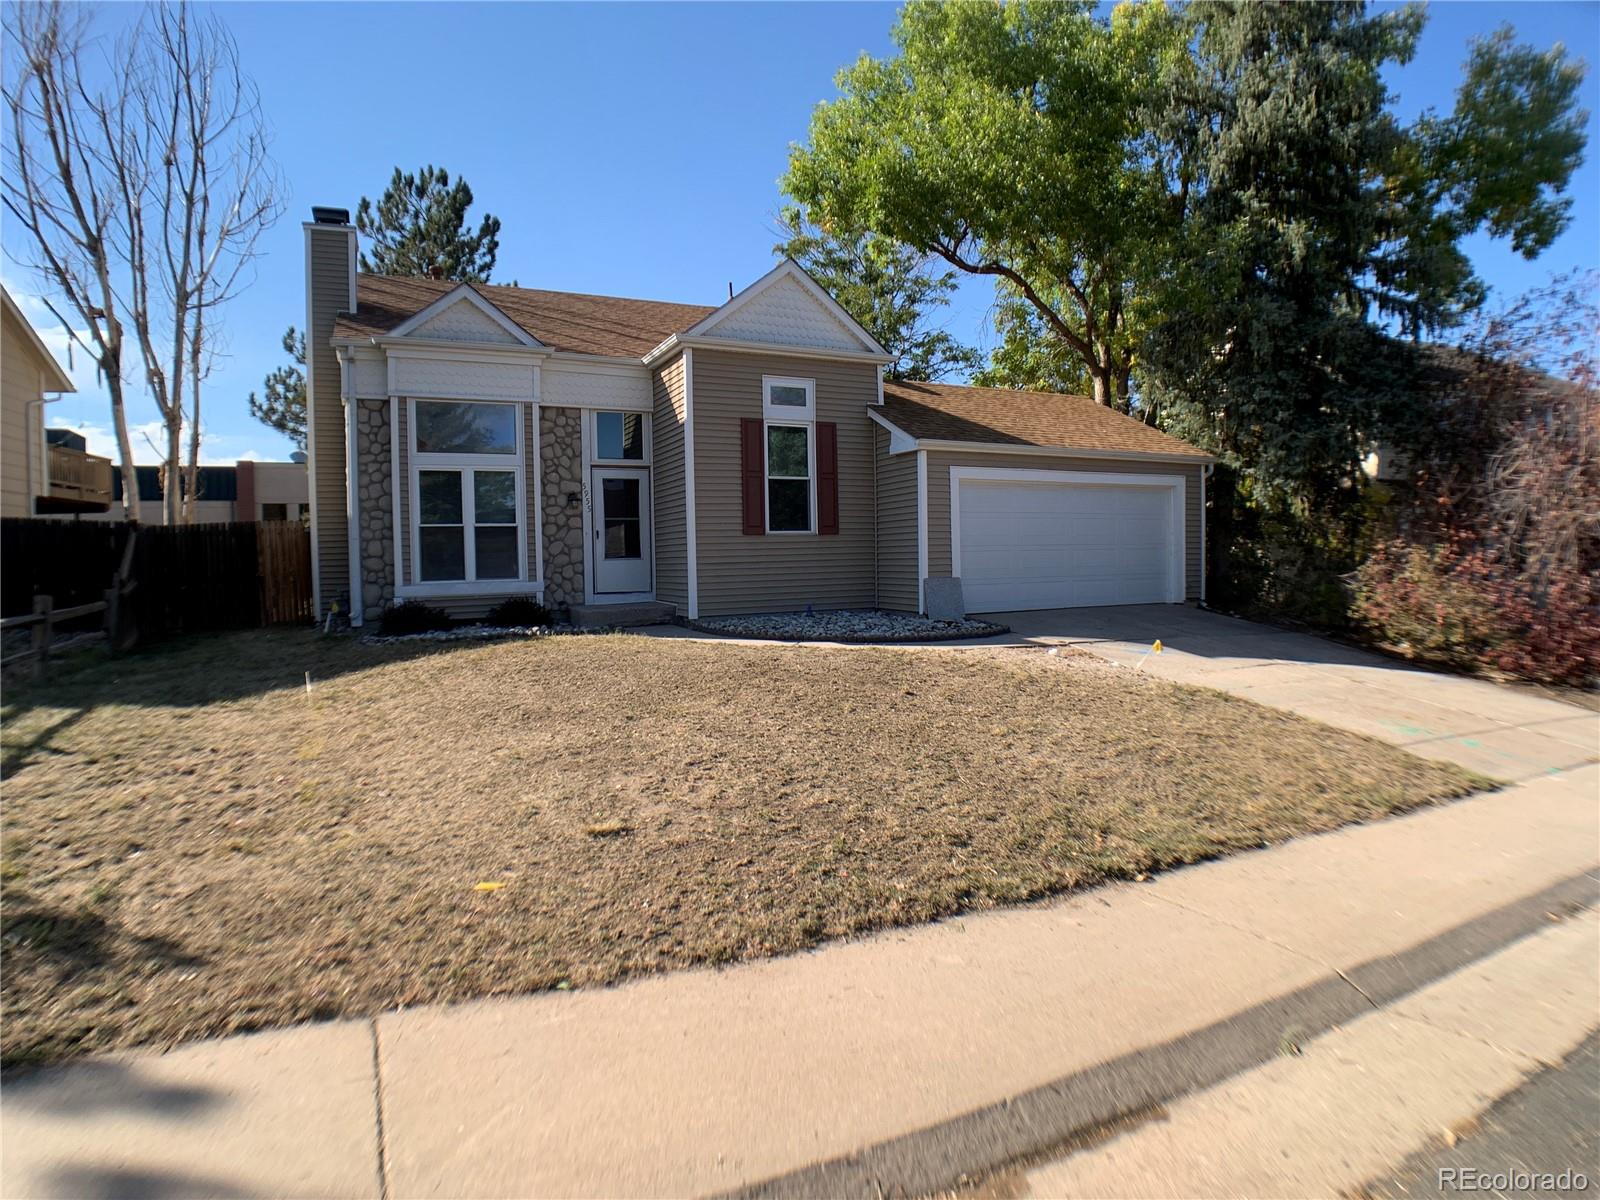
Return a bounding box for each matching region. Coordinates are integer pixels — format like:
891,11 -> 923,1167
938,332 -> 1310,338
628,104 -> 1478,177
303,206 -> 1214,626
90,459 -> 309,525
1,288 -> 112,518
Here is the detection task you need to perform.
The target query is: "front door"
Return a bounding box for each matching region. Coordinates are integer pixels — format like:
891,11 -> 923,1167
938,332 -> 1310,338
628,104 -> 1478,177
592,468 -> 652,595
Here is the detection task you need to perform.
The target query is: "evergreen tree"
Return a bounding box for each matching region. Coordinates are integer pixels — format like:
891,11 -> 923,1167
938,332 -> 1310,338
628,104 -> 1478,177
776,206 -> 980,382
356,166 -> 500,282
247,327 -> 306,450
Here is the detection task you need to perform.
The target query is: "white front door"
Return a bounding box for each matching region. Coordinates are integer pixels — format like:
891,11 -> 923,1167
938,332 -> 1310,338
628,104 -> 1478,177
591,468 -> 652,595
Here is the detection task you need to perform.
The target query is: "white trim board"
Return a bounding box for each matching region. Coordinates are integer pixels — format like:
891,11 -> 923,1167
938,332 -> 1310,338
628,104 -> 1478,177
948,466 -> 1187,607
916,450 -> 929,615
682,348 -> 699,620
345,395 -> 362,626
643,333 -> 892,368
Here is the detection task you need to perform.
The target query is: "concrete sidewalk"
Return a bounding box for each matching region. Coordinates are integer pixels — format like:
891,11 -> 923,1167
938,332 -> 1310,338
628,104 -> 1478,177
5,768 -> 1595,1200
1022,911 -> 1600,1198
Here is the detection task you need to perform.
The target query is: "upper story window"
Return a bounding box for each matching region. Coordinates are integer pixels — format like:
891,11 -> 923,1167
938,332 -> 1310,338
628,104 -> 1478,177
415,400 -> 516,455
594,411 -> 646,462
762,377 -> 815,533
763,376 -> 814,420
411,400 -> 523,583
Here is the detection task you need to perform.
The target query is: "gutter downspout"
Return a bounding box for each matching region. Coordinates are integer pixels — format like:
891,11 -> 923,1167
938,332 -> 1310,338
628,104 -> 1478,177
1200,462 -> 1214,606
27,398 -> 49,515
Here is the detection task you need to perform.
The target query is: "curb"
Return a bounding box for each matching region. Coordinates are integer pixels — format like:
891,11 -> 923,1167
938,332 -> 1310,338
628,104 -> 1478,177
727,868 -> 1600,1200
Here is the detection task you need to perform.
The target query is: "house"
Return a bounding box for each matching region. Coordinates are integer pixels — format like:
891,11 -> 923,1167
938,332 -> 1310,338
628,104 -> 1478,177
1,288 -> 112,518
303,207 -> 1214,626
89,459 -> 310,525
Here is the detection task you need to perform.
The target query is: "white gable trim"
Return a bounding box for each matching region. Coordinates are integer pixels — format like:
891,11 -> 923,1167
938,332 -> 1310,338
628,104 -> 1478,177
678,260 -> 891,358
388,284 -> 544,348
867,408 -> 918,455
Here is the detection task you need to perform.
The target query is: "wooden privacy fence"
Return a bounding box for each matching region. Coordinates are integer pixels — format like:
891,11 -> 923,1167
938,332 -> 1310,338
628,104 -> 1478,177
1,519 -> 314,670
255,519 -> 314,625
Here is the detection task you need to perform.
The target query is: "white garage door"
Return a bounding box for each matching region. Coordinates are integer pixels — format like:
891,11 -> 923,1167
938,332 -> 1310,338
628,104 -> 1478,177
955,474 -> 1183,612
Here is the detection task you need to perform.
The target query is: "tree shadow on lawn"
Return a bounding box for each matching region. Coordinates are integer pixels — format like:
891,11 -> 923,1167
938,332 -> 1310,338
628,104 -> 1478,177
2,886 -> 208,1071
0,625 -> 489,719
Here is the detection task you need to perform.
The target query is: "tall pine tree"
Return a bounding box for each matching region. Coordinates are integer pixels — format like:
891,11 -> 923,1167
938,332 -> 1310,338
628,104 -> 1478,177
356,166 -> 501,283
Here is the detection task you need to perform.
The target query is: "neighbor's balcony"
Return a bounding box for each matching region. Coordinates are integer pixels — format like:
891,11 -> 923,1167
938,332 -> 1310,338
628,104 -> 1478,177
43,444 -> 114,510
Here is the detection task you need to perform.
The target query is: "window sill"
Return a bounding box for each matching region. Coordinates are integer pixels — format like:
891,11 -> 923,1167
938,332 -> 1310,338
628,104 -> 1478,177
396,580 -> 544,600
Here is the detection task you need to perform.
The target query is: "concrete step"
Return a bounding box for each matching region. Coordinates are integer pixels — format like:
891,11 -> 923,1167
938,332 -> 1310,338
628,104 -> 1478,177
568,601 -> 677,629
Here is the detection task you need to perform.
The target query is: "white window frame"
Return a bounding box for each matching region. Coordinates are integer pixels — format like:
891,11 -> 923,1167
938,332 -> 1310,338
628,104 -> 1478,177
407,398 -> 530,593
762,376 -> 816,536
762,375 -> 814,421
589,409 -> 652,466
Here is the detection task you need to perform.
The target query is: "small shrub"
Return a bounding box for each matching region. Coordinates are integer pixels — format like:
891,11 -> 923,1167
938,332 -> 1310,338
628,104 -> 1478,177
484,597 -> 554,628
377,601 -> 453,637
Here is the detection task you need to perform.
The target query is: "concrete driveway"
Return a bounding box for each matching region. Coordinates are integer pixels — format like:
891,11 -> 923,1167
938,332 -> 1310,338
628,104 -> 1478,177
976,604 -> 1598,784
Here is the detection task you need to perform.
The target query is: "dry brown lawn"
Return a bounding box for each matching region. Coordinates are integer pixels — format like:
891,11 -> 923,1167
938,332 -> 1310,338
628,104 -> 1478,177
1,629 -> 1487,1068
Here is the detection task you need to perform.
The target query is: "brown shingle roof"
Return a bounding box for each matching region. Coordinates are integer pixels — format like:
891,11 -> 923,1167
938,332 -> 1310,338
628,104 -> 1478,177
880,380 -> 1211,460
333,274 -> 717,359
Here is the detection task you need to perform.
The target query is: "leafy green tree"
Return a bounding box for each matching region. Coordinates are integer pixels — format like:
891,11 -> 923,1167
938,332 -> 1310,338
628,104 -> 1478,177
776,205 -> 980,381
974,287 -> 1094,397
785,0 -> 1188,411
356,166 -> 501,283
1145,3 -> 1587,516
248,327 -> 306,450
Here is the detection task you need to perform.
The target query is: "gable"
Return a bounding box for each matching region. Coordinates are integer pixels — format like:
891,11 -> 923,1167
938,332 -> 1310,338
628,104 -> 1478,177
408,295 -> 525,344
685,262 -> 889,358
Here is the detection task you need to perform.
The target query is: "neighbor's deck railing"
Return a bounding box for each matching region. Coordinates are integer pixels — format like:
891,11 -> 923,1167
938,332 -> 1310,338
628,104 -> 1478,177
45,444 -> 114,505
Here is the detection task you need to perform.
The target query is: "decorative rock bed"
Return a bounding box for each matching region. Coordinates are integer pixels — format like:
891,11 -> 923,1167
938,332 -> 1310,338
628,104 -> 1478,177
362,623 -> 566,645
686,609 -> 1008,643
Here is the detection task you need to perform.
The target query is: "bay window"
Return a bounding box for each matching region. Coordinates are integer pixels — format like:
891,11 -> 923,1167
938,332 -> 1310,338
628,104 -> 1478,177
411,400 -> 524,584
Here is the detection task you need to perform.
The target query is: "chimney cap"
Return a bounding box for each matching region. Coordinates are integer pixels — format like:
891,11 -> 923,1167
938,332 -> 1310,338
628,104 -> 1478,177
311,206 -> 350,226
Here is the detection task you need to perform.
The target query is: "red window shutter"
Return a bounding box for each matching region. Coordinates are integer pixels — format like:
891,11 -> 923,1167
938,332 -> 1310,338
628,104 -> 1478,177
817,421 -> 839,535
740,418 -> 765,535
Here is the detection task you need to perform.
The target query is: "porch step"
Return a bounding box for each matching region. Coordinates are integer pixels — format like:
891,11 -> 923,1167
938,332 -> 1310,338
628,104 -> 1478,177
568,601 -> 677,630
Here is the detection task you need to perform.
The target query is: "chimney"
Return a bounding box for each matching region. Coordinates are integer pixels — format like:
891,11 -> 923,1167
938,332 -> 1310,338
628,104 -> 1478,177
303,205 -> 358,619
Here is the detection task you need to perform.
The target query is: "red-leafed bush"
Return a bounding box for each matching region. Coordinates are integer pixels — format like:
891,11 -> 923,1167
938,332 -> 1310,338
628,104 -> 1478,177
1353,539 -> 1600,684
1352,275 -> 1599,686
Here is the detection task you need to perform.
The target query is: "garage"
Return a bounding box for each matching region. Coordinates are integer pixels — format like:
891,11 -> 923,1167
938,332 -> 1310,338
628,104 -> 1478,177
952,468 -> 1186,612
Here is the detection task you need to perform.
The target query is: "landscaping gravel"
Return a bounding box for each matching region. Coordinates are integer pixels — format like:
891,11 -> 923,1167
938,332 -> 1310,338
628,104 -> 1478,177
688,609 -> 1008,643
363,623 -> 564,645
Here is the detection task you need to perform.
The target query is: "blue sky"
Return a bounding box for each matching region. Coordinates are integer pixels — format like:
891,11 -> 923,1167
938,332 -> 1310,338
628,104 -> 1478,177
6,1 -> 1597,463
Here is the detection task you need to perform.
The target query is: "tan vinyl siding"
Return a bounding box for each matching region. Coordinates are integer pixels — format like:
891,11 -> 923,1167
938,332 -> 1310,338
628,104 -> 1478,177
650,355 -> 688,610
925,450 -> 1204,600
874,424 -> 919,612
307,226 -> 352,614
1,311 -> 41,519
690,350 -> 877,616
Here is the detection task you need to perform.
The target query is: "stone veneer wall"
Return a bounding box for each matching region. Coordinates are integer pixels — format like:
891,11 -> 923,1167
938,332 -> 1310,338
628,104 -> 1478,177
356,399 -> 394,620
541,406 -> 585,613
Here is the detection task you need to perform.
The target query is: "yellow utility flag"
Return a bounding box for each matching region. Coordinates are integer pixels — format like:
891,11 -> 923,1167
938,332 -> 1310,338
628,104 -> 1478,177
473,881 -> 504,892
1152,639 -> 1162,653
